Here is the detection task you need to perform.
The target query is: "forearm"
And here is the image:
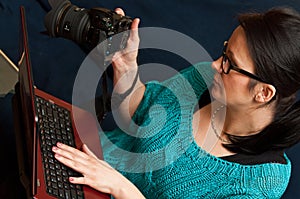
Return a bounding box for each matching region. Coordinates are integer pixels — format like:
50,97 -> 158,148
112,65 -> 145,125
110,15 -> 142,128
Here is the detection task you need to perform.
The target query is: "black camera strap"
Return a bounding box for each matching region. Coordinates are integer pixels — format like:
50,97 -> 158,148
100,70 -> 111,119
97,60 -> 139,125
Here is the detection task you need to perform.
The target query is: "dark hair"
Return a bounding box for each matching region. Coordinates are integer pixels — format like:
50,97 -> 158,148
224,7 -> 300,154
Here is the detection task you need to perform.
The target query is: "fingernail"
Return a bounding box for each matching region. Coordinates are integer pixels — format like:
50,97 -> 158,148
54,154 -> 61,158
69,177 -> 74,182
52,146 -> 57,151
57,142 -> 62,147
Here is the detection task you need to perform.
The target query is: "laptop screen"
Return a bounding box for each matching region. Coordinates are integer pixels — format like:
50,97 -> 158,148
18,6 -> 38,195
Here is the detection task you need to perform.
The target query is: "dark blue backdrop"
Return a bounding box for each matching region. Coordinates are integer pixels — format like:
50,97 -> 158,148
0,0 -> 299,198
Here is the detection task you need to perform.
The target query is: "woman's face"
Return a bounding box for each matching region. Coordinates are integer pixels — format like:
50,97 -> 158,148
211,26 -> 257,107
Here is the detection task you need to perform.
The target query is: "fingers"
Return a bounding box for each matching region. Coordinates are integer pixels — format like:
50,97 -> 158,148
69,176 -> 86,185
114,7 -> 140,50
131,18 -> 140,30
52,143 -> 92,184
54,142 -> 85,158
111,17 -> 140,65
129,18 -> 140,44
115,7 -> 125,16
114,7 -> 140,31
52,143 -> 90,168
52,142 -> 118,193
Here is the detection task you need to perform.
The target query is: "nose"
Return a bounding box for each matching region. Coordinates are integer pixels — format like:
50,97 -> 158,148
212,57 -> 223,74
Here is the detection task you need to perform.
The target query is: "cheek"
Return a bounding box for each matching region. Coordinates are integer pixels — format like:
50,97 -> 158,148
225,78 -> 253,102
210,73 -> 253,104
218,76 -> 252,104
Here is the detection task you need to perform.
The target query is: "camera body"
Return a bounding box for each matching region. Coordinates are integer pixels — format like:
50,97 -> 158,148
44,0 -> 132,54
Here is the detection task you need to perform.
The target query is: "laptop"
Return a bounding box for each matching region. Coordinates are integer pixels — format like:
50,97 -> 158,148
13,6 -> 110,199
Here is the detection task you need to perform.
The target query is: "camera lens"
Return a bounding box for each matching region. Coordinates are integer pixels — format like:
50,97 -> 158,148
44,0 -> 90,44
44,0 -> 132,53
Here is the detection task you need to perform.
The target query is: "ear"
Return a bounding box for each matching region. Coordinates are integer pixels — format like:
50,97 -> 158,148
254,84 -> 276,103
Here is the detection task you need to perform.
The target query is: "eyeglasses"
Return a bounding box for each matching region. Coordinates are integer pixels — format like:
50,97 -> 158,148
221,41 -> 268,83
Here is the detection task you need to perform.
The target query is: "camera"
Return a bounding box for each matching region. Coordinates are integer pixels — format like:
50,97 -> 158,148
44,0 -> 132,54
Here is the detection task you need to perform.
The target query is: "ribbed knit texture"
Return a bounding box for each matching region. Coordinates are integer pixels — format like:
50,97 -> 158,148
100,62 -> 291,198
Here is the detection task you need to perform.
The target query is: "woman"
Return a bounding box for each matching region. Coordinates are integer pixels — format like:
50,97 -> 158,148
52,7 -> 300,198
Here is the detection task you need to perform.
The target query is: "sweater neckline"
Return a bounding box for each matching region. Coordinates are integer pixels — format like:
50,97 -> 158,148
189,139 -> 290,168
188,98 -> 289,168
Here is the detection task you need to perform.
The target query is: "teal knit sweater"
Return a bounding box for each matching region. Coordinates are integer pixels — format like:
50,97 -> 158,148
101,62 -> 291,198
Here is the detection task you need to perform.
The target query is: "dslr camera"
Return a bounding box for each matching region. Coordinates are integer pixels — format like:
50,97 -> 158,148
44,0 -> 132,54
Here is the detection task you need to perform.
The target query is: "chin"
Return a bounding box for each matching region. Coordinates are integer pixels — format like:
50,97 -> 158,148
210,85 -> 226,104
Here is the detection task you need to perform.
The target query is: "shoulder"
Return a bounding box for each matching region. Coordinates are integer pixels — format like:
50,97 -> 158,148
196,150 -> 292,198
226,154 -> 291,198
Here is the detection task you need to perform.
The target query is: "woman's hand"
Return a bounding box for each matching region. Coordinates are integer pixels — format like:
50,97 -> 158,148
112,8 -> 140,85
111,8 -> 146,120
52,142 -> 145,199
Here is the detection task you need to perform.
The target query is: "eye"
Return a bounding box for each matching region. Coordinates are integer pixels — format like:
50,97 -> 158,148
227,56 -> 237,67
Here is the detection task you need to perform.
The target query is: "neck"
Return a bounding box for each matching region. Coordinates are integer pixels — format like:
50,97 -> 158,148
213,101 -> 275,137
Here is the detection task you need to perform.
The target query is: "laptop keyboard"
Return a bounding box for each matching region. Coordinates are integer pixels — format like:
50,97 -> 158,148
35,96 -> 84,199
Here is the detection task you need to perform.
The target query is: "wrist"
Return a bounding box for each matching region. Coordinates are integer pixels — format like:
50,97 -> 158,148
112,177 -> 145,199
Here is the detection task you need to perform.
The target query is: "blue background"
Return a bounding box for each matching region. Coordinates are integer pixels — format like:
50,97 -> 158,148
0,0 -> 299,198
